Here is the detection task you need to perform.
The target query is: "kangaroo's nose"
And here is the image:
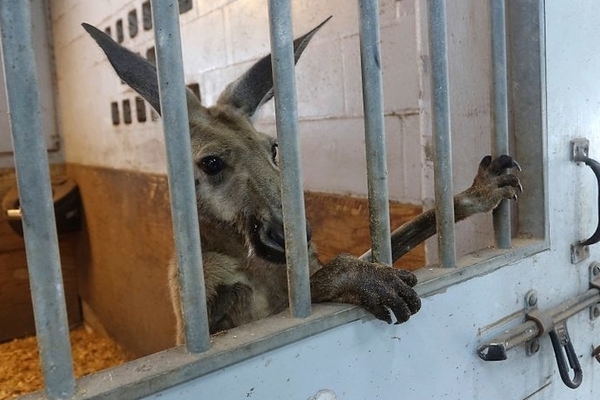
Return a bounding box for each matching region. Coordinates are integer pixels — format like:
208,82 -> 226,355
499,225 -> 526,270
267,226 -> 286,250
267,222 -> 312,250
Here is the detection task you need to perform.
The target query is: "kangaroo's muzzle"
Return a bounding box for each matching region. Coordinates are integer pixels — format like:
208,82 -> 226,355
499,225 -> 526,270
249,217 -> 312,264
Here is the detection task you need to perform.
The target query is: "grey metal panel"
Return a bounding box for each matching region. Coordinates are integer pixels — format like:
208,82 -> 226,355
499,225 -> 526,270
490,0 -> 512,248
0,1 -> 75,398
357,0 -> 392,265
18,240 -> 549,400
427,0 -> 457,267
20,304 -> 368,400
267,0 -> 312,318
150,0 -> 210,352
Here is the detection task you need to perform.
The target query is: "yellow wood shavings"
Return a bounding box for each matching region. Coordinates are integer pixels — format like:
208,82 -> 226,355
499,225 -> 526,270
0,326 -> 130,400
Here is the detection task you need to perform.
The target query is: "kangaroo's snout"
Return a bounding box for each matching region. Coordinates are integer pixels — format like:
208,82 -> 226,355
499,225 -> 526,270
265,222 -> 312,249
249,217 -> 312,264
266,226 -> 286,250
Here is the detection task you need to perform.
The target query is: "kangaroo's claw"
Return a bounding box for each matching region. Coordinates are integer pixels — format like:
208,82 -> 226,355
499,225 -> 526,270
455,155 -> 523,219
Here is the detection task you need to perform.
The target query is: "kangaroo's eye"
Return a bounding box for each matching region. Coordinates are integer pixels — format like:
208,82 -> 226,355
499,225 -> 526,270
271,143 -> 278,165
199,156 -> 224,175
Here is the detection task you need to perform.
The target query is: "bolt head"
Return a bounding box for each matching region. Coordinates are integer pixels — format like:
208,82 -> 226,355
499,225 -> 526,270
527,293 -> 538,307
529,339 -> 540,354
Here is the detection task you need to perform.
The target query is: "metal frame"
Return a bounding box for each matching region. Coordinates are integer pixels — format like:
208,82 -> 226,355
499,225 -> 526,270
0,2 -> 75,398
151,0 -> 210,354
7,0 -> 548,399
428,0 -> 457,268
267,0 -> 312,318
490,0 -> 512,249
358,0 -> 393,265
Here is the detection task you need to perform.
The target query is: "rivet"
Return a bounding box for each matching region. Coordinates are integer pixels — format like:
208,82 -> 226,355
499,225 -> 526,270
591,262 -> 600,276
527,293 -> 538,307
529,339 -> 540,354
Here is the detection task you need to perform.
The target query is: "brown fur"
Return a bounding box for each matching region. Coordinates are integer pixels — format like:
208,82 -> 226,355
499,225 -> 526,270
82,20 -> 522,345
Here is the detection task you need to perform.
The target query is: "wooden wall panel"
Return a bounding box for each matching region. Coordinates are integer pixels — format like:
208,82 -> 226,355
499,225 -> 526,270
0,166 -> 81,342
60,165 -> 425,357
65,164 -> 177,356
0,235 -> 82,342
304,192 -> 425,270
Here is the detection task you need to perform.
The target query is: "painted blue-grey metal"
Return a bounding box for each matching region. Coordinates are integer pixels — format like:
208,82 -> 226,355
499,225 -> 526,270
491,0 -> 512,249
427,0 -> 457,268
150,0 -> 210,352
0,1 -> 75,398
267,0 -> 312,318
357,0 -> 393,265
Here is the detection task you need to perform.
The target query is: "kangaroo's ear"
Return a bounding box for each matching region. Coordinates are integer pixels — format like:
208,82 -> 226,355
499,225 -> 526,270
82,23 -> 162,113
217,16 -> 331,118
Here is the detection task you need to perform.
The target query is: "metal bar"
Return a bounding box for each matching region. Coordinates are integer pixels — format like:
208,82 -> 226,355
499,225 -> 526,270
508,0 -> 547,240
427,0 -> 456,267
357,0 -> 392,265
267,0 -> 312,318
477,288 -> 600,361
151,0 -> 210,352
0,2 -> 75,398
491,0 -> 512,249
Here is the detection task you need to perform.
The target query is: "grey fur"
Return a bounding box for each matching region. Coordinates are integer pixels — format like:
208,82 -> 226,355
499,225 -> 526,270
83,19 -> 522,344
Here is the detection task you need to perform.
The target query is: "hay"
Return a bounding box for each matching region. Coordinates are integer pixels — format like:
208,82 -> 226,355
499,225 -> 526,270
0,326 -> 130,400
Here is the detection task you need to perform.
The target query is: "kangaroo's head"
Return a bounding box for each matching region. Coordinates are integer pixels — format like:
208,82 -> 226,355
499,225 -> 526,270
82,18 -> 330,264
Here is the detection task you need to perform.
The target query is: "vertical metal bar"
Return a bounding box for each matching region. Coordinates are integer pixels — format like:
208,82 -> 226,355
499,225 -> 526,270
357,0 -> 393,265
491,0 -> 512,248
427,0 -> 457,267
0,2 -> 75,398
508,0 -> 546,240
267,0 -> 312,318
151,0 -> 210,352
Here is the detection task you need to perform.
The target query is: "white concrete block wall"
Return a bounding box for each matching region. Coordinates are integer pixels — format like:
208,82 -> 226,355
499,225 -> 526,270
51,0 -> 498,259
0,0 -> 61,168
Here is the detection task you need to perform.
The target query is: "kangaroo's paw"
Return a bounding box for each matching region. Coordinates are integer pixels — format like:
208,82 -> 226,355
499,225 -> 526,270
311,254 -> 421,324
455,154 -> 523,219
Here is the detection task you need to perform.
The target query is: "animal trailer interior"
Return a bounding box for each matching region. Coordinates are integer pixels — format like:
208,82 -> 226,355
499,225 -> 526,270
0,0 -> 600,399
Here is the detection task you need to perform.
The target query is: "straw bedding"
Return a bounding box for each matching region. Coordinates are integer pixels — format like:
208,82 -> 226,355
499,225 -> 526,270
0,326 -> 129,400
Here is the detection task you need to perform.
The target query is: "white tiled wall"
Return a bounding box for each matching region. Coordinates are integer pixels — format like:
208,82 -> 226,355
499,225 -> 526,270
51,0 -> 497,259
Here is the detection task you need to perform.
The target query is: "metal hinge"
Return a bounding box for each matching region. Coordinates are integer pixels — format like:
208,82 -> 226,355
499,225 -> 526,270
477,263 -> 600,389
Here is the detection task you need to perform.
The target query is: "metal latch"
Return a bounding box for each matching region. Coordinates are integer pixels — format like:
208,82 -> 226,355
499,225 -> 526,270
571,138 -> 600,263
477,263 -> 600,389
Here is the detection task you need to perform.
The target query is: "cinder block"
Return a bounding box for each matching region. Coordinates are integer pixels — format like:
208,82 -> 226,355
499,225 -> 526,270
223,0 -> 270,65
181,8 -> 227,75
380,20 -> 420,112
198,59 -> 256,106
295,38 -> 345,119
400,114 -> 424,204
292,0 -> 359,40
297,118 -> 368,196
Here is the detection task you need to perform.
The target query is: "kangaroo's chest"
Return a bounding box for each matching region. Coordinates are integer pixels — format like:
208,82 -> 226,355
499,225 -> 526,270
209,262 -> 288,333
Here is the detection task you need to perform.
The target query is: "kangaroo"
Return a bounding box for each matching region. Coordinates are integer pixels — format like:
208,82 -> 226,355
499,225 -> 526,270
82,18 -> 522,344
